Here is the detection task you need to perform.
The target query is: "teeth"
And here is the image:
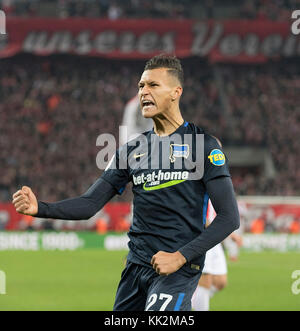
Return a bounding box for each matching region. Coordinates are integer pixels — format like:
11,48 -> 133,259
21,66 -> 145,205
143,101 -> 153,106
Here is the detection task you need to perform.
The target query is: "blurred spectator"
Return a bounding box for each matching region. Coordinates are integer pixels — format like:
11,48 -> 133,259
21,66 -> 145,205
250,217 -> 265,233
0,210 -> 9,229
18,214 -> 34,230
290,220 -> 300,233
107,1 -> 122,20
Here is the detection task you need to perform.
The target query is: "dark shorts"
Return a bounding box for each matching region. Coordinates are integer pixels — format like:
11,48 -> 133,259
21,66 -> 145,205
113,262 -> 202,311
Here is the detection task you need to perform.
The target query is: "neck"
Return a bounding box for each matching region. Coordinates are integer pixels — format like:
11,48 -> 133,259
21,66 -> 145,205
152,109 -> 184,136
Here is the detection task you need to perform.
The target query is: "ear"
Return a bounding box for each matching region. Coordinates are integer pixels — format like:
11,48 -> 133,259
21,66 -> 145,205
171,86 -> 183,101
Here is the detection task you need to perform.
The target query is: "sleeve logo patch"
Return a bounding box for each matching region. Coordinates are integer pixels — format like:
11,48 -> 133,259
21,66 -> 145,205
208,149 -> 225,166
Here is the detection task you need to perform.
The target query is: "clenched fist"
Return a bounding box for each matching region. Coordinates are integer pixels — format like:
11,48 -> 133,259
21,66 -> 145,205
151,251 -> 187,276
12,186 -> 38,216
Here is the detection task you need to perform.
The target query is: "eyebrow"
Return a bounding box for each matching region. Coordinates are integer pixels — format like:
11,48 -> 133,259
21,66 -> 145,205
138,80 -> 159,86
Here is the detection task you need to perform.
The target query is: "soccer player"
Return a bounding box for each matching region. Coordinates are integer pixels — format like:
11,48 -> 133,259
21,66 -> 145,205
223,201 -> 246,262
12,54 -> 240,311
192,200 -> 243,311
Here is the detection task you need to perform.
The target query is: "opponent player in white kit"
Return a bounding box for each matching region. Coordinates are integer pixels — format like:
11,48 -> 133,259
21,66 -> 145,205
191,200 -> 243,311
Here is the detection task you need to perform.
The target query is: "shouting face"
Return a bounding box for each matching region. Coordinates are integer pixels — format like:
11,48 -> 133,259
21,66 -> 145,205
138,68 -> 182,119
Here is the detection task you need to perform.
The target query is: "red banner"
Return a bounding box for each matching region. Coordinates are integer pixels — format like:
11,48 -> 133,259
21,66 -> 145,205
0,18 -> 299,62
1,199 -> 300,233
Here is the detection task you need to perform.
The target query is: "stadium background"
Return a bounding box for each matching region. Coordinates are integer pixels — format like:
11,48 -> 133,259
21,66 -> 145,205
0,0 -> 300,311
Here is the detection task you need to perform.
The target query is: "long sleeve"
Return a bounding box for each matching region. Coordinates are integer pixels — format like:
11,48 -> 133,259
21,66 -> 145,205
36,178 -> 117,220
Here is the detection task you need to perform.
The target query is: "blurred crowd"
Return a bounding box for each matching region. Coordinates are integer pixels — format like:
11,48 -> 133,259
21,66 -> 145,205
0,0 -> 197,19
239,0 -> 300,21
220,62 -> 300,196
181,60 -> 300,196
0,55 -> 299,204
1,0 -> 300,20
0,55 -> 141,203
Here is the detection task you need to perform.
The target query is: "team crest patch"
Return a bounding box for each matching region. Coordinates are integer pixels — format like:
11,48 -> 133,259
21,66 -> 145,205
208,149 -> 225,166
169,144 -> 189,163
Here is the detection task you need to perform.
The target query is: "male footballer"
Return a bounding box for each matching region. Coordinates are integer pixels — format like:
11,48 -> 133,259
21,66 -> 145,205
12,54 -> 240,311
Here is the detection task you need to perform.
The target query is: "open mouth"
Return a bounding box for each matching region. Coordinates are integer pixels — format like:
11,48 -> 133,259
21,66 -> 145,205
142,100 -> 155,109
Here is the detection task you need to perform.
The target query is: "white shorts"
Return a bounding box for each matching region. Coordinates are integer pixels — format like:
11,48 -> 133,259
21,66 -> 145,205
202,243 -> 227,275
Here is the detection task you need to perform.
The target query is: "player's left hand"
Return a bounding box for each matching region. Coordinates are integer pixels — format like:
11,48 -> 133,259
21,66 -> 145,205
230,233 -> 243,247
151,251 -> 187,276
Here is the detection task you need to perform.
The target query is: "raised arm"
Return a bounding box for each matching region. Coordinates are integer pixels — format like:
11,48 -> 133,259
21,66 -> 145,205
12,178 -> 117,220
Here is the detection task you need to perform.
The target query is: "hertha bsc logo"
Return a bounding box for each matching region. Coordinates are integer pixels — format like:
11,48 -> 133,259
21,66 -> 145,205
169,144 -> 189,163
